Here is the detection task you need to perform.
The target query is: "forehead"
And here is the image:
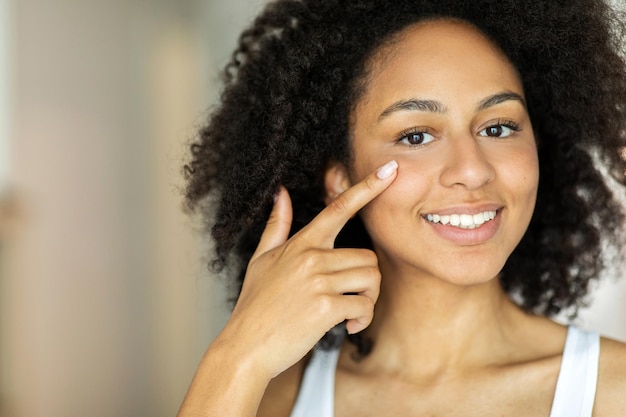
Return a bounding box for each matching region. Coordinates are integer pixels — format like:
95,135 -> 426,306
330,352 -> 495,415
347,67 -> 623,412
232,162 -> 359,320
355,19 -> 524,117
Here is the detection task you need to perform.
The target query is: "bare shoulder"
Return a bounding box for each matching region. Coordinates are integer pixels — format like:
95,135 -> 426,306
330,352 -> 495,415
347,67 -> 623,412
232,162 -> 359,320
593,336 -> 626,416
256,353 -> 310,417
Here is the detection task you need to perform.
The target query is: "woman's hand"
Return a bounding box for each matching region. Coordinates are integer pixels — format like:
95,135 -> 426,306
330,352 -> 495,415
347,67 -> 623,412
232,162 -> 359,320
226,160 -> 398,379
177,160 -> 397,417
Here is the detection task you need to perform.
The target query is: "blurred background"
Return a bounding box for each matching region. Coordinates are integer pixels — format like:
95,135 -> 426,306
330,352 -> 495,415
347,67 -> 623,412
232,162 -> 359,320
0,1 -> 624,416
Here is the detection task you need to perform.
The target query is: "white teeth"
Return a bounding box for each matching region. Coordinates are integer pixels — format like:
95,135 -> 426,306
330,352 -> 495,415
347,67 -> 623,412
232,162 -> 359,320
460,214 -> 473,227
425,210 -> 497,229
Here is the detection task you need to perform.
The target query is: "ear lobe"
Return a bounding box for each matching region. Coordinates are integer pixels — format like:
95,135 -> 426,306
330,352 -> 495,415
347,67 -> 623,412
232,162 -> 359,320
324,162 -> 352,205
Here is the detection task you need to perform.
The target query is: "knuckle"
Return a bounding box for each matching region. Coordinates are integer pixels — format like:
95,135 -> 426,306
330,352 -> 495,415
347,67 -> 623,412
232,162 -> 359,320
364,174 -> 379,192
301,248 -> 322,269
310,248 -> 325,264
310,274 -> 328,293
360,296 -> 375,314
362,249 -> 379,265
366,266 -> 382,284
315,295 -> 334,316
328,194 -> 349,214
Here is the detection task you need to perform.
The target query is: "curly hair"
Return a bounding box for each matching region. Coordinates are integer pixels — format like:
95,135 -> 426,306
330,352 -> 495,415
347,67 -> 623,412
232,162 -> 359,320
184,0 -> 626,353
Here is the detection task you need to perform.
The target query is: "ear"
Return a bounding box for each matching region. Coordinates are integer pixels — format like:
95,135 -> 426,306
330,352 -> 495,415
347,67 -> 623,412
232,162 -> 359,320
324,161 -> 352,205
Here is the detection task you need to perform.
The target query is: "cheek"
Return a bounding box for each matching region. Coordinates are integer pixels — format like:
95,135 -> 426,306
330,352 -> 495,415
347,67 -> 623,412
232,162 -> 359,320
506,146 -> 539,197
349,146 -> 385,182
494,146 -> 540,225
358,160 -> 433,221
488,137 -> 538,180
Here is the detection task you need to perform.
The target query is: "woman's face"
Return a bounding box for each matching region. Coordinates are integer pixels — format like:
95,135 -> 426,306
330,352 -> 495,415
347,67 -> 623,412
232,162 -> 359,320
346,19 -> 539,285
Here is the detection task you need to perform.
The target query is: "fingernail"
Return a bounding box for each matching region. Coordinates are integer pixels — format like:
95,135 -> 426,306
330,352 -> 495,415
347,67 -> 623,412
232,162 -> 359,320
376,160 -> 398,180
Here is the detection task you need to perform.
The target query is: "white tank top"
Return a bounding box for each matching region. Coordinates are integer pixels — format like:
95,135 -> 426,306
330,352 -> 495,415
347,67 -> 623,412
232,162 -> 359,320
290,326 -> 599,417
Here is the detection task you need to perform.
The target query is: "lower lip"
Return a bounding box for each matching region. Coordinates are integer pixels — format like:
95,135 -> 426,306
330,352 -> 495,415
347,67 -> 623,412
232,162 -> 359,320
424,211 -> 501,245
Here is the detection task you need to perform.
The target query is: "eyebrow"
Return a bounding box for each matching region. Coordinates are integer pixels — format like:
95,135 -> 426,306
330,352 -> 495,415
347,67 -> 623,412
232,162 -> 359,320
477,91 -> 526,111
378,99 -> 446,121
377,91 -> 527,122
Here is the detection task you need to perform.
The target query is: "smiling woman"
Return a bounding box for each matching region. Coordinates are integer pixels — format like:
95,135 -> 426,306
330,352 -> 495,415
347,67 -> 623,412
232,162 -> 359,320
179,1 -> 626,416
347,21 -> 539,286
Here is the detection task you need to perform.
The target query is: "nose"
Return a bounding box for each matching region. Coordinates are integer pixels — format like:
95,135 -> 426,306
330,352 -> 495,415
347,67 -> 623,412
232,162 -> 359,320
439,135 -> 496,190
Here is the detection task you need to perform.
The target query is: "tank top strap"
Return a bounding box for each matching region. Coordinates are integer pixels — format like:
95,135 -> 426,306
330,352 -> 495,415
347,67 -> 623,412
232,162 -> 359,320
289,347 -> 340,417
549,325 -> 600,417
290,326 -> 600,417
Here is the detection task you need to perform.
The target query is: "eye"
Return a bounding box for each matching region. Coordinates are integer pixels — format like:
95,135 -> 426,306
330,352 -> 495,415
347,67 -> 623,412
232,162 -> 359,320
478,120 -> 521,138
397,130 -> 436,146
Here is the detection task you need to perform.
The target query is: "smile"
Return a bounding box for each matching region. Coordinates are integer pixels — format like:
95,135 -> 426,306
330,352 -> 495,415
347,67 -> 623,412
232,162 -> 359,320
425,210 -> 497,229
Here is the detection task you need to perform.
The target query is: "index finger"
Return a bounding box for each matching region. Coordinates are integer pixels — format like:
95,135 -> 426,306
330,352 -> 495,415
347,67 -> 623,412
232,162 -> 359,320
303,160 -> 398,244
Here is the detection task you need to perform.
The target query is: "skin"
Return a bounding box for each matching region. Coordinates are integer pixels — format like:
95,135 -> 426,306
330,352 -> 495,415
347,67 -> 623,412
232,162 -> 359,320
178,19 -> 626,417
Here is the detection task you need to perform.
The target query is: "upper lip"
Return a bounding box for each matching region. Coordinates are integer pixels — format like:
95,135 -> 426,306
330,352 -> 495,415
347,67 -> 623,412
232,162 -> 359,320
421,203 -> 503,217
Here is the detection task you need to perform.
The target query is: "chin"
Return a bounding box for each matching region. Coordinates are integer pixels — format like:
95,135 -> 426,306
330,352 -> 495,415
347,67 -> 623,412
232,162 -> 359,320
439,269 -> 502,287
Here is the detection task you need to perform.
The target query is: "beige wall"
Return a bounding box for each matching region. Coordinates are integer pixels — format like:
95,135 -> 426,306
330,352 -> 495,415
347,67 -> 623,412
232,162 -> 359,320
0,0 -> 266,416
0,1 -> 624,417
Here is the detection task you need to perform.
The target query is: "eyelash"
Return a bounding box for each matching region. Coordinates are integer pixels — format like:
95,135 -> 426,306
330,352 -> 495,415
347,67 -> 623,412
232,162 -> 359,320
480,119 -> 521,137
495,119 -> 520,130
395,128 -> 435,147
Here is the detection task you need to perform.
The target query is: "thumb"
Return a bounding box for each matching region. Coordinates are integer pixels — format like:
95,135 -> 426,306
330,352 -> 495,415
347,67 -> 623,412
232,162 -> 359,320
252,186 -> 293,259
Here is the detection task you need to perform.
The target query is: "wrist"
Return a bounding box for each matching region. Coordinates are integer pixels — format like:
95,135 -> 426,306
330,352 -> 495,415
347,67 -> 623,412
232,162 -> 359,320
177,332 -> 272,417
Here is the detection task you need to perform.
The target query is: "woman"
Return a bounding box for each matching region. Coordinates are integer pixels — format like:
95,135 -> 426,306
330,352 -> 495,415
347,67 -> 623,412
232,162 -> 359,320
179,0 -> 626,415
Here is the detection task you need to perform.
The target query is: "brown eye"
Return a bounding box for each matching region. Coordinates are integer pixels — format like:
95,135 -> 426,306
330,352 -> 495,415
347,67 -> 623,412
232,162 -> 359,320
408,133 -> 426,144
398,131 -> 435,146
485,126 -> 503,137
478,122 -> 520,138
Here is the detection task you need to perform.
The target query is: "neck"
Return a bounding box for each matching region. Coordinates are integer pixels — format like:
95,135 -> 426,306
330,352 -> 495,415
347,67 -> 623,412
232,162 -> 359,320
352,263 -> 533,376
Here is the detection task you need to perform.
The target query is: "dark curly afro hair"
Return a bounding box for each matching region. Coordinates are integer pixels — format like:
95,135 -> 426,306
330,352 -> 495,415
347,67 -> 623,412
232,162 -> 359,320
185,0 -> 626,353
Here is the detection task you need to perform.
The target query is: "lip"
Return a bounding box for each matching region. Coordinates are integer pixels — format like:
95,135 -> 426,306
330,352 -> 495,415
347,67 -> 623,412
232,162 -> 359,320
422,205 -> 503,245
